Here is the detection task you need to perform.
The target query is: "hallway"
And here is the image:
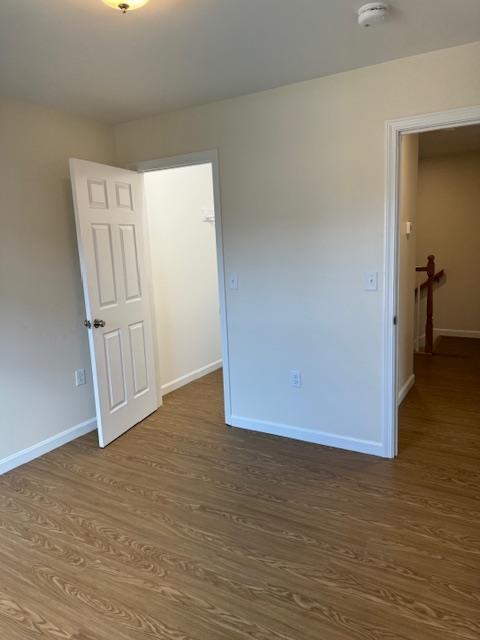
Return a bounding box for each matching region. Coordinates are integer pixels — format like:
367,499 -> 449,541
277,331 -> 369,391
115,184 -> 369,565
0,345 -> 479,639
400,336 -> 480,459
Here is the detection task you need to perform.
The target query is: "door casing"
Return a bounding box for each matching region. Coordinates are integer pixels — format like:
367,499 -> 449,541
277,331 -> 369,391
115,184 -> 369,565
384,105 -> 480,458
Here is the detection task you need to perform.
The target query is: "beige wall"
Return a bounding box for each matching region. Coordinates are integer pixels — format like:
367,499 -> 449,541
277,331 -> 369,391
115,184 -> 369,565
397,134 -> 418,394
417,150 -> 480,335
144,164 -> 221,396
2,41 -> 480,465
114,42 -> 480,451
0,98 -> 116,462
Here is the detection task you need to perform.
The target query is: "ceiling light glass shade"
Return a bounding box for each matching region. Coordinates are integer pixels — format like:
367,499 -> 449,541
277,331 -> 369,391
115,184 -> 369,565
102,0 -> 150,11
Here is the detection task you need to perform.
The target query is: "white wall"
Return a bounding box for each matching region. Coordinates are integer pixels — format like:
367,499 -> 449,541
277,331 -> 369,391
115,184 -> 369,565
0,98 -> 116,466
144,164 -> 221,396
416,150 -> 480,335
397,134 -> 418,397
114,41 -> 480,455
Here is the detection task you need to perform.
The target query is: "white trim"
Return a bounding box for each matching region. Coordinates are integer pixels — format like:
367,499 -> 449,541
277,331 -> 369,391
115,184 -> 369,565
417,330 -> 480,348
132,150 -> 232,423
385,105 -> 480,459
0,418 -> 96,475
162,360 -> 222,395
398,374 -> 415,405
435,329 -> 480,340
230,415 -> 385,457
129,151 -> 217,172
139,175 -> 164,411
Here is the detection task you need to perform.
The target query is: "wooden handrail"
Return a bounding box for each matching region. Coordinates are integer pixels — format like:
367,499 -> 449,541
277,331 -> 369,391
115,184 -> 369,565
416,269 -> 445,293
415,255 -> 443,355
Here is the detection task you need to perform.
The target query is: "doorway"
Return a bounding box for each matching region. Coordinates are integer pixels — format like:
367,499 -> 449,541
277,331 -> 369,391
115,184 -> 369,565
134,151 -> 232,417
143,163 -> 221,398
387,106 -> 480,457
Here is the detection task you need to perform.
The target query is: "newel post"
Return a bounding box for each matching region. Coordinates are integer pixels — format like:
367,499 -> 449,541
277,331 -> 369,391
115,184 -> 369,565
425,255 -> 435,355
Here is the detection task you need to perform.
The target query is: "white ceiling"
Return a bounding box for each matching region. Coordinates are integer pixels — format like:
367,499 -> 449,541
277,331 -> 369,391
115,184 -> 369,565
1,0 -> 480,124
419,124 -> 480,159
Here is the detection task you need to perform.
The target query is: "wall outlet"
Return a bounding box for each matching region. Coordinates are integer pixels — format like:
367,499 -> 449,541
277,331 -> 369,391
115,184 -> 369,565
290,369 -> 302,388
75,368 -> 86,387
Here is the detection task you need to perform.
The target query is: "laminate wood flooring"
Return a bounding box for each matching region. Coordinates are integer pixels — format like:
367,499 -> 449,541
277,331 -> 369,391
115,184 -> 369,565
0,337 -> 479,639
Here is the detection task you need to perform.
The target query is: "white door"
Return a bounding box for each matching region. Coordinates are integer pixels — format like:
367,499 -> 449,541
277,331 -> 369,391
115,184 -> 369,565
70,159 -> 158,447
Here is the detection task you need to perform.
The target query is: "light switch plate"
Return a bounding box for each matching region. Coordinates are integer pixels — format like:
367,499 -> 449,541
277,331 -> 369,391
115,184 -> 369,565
229,272 -> 238,290
364,272 -> 378,291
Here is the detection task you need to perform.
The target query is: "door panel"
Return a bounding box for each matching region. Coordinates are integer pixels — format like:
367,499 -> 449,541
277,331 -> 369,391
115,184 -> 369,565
104,329 -> 127,412
70,159 -> 158,447
115,182 -> 134,210
92,224 -> 118,307
119,225 -> 142,300
129,321 -> 149,397
88,179 -> 109,209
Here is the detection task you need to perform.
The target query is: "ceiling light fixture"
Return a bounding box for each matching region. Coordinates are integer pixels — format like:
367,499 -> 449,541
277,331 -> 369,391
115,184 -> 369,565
102,0 -> 150,13
357,2 -> 389,27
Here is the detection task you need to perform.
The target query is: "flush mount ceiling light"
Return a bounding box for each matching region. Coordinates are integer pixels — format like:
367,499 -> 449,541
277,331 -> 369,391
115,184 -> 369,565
102,0 -> 150,13
357,2 -> 389,27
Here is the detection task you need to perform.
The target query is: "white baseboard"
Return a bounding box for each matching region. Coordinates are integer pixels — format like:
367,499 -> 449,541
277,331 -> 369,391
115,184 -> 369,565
162,360 -> 222,395
228,415 -> 385,457
0,418 -> 97,476
398,373 -> 415,405
434,329 -> 480,340
417,329 -> 480,348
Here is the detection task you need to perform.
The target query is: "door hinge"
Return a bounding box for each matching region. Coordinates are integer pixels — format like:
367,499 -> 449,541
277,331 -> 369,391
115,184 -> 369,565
393,316 -> 398,326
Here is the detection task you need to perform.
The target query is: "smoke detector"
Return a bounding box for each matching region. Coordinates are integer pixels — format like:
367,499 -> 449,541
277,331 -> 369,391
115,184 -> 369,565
357,2 -> 389,27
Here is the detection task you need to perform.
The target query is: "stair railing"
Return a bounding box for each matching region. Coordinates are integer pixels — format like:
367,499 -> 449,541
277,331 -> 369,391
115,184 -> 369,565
415,255 -> 445,355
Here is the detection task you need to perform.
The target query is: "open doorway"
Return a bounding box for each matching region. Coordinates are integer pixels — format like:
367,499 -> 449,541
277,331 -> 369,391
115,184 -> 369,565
396,121 -> 480,453
383,106 -> 480,457
135,151 -> 231,417
143,163 -> 221,397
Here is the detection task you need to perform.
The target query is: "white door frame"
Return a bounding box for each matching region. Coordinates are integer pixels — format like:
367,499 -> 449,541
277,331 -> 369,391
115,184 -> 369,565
131,150 -> 232,421
384,105 -> 480,458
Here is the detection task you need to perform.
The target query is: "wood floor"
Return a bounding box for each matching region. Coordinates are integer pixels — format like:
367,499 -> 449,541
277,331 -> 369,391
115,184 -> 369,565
1,337 -> 479,639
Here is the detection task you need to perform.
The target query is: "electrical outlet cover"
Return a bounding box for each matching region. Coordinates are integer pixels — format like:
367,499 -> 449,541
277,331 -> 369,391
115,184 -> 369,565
75,368 -> 86,386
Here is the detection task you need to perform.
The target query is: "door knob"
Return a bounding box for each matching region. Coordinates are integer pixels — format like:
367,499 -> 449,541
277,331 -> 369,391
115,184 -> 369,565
84,319 -> 92,329
93,319 -> 106,328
